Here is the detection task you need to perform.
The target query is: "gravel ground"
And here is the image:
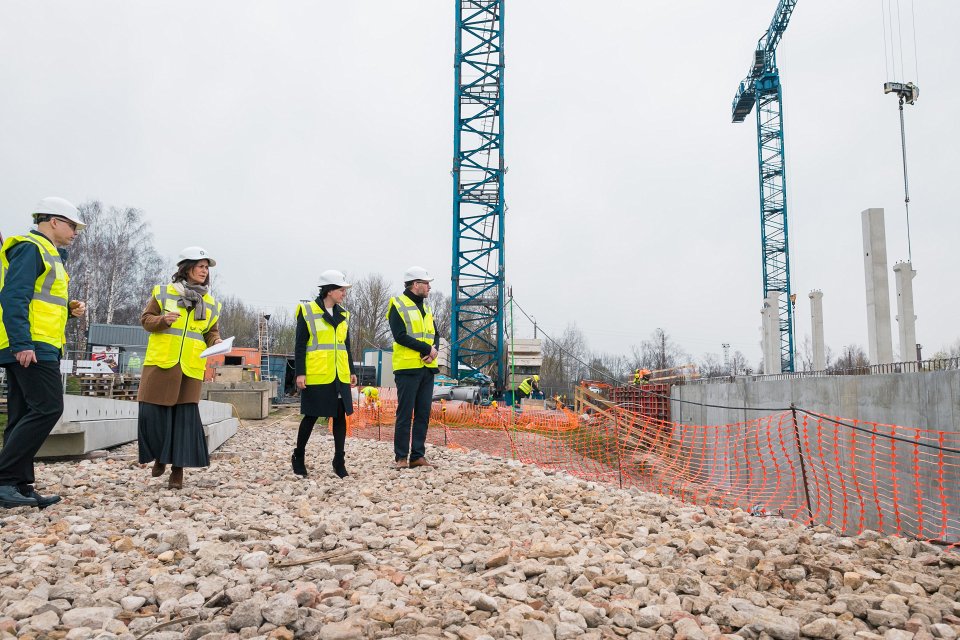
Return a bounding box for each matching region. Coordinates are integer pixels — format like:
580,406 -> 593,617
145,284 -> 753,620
2,408 -> 959,640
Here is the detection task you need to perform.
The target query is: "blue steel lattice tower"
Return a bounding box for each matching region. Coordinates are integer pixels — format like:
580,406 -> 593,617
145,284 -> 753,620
731,0 -> 798,372
451,0 -> 506,385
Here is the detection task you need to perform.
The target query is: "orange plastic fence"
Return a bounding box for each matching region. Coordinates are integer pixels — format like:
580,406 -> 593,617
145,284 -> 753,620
344,399 -> 960,545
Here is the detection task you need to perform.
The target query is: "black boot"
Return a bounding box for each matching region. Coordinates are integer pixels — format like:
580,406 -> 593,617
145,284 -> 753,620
332,454 -> 348,479
292,448 -> 308,477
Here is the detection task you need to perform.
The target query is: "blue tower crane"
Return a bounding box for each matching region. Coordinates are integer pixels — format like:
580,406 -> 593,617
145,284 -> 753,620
731,0 -> 798,373
451,0 -> 506,385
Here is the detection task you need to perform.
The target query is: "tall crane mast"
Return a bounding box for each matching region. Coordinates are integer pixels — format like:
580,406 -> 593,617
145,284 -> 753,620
731,0 -> 798,373
451,0 -> 506,385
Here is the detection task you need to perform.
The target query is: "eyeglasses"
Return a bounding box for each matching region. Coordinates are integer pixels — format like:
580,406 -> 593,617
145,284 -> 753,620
413,280 -> 431,286
53,217 -> 78,232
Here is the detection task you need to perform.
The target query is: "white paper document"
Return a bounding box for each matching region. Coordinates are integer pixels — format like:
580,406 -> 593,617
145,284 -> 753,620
200,336 -> 235,358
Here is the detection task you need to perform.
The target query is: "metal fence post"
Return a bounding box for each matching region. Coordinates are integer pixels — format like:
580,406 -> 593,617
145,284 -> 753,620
791,403 -> 815,524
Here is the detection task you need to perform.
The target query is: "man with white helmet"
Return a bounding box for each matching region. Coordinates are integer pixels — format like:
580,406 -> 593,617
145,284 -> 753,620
0,197 -> 87,509
388,266 -> 440,469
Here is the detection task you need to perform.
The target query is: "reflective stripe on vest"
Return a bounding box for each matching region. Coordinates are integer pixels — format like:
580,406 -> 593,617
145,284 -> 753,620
143,284 -> 220,379
298,302 -> 351,385
388,294 -> 438,371
0,233 -> 70,351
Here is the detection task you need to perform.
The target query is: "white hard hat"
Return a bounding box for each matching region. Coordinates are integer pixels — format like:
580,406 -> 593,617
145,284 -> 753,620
177,246 -> 217,267
32,197 -> 86,230
403,266 -> 434,282
319,269 -> 352,288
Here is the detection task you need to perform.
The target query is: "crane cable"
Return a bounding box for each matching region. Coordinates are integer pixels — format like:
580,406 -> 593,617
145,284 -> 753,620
880,0 -> 920,83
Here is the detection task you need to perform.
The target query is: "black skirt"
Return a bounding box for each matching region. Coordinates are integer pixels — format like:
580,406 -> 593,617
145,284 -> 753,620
138,402 -> 210,468
300,379 -> 355,418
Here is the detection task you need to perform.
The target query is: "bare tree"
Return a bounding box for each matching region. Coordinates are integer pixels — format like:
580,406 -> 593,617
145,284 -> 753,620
829,344 -> 869,372
216,293 -> 260,348
633,328 -> 689,371
429,290 -> 452,342
269,309 -> 296,354
540,323 -> 590,394
65,201 -> 165,351
730,349 -> 750,376
698,352 -> 726,378
347,273 -> 393,360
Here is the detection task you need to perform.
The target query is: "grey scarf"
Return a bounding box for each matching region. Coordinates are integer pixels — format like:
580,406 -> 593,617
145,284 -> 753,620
173,281 -> 209,321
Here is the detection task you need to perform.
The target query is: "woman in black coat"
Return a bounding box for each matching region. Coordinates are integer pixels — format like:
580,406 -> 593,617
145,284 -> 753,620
292,270 -> 357,478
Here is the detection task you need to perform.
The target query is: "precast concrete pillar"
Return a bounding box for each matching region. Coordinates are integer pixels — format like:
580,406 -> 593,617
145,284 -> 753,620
893,261 -> 917,362
861,208 -> 894,365
764,291 -> 782,375
808,290 -> 826,371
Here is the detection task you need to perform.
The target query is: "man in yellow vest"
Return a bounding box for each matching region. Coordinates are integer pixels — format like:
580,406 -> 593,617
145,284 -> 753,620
388,266 -> 439,469
515,374 -> 540,401
360,385 -> 379,407
0,198 -> 87,509
126,352 -> 143,374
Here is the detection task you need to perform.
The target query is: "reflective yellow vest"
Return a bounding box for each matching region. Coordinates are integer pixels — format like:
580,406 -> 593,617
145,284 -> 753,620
387,294 -> 438,371
143,284 -> 220,380
0,233 -> 70,351
298,302 -> 351,385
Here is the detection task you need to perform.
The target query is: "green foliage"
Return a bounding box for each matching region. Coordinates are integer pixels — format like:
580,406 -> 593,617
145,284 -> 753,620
65,376 -> 81,395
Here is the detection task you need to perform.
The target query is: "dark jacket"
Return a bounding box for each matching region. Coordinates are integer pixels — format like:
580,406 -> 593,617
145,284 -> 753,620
295,297 -> 356,417
388,289 -> 439,376
0,231 -> 67,364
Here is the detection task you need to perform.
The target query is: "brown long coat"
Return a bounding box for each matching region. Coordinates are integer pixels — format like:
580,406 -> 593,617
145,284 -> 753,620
137,296 -> 220,406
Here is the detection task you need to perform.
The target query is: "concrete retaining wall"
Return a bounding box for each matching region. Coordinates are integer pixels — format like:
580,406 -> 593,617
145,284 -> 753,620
671,370 -> 960,429
669,371 -> 960,540
37,396 -> 239,457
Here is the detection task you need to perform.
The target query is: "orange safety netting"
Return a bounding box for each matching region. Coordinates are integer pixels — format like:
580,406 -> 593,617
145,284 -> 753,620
342,399 -> 960,545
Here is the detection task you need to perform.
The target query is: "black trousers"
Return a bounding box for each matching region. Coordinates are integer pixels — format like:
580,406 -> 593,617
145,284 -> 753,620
297,402 -> 346,460
394,368 -> 434,462
0,361 -> 64,490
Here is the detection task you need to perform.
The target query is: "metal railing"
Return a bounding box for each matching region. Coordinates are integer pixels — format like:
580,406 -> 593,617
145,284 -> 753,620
680,357 -> 960,385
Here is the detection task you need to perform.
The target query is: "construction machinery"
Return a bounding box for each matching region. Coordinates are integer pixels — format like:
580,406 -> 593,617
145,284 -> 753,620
451,0 -> 506,387
731,0 -> 798,373
883,81 -> 919,263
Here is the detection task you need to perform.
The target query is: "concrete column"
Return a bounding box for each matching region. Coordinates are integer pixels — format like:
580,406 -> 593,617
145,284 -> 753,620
808,289 -> 826,371
760,306 -> 769,374
861,208 -> 894,365
893,261 -> 917,362
763,292 -> 782,374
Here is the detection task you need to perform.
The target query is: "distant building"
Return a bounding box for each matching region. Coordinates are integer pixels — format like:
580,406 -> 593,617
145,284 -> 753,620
87,323 -> 149,374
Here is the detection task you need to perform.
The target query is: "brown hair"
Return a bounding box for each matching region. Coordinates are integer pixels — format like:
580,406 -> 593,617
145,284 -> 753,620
172,260 -> 210,286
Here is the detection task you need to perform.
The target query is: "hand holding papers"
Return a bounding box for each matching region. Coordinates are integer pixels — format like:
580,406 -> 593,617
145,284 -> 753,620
200,336 -> 235,358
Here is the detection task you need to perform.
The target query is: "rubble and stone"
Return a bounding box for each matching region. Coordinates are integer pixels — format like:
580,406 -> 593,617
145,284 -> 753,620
1,411 -> 958,639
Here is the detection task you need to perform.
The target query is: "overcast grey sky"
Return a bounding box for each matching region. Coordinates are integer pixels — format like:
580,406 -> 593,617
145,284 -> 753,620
1,1 -> 957,365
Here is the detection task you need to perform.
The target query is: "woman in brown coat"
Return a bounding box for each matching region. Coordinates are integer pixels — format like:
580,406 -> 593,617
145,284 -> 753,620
137,246 -> 222,489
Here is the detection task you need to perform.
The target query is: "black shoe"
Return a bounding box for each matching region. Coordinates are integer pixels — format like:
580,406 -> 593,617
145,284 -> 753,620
0,485 -> 39,508
333,459 -> 349,479
292,448 -> 308,477
21,489 -> 61,510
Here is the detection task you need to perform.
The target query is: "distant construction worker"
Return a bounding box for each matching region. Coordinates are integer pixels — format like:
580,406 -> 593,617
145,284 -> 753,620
515,374 -> 540,401
127,352 -> 143,374
360,385 -> 379,407
0,197 -> 87,510
388,266 -> 439,469
633,368 -> 652,385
